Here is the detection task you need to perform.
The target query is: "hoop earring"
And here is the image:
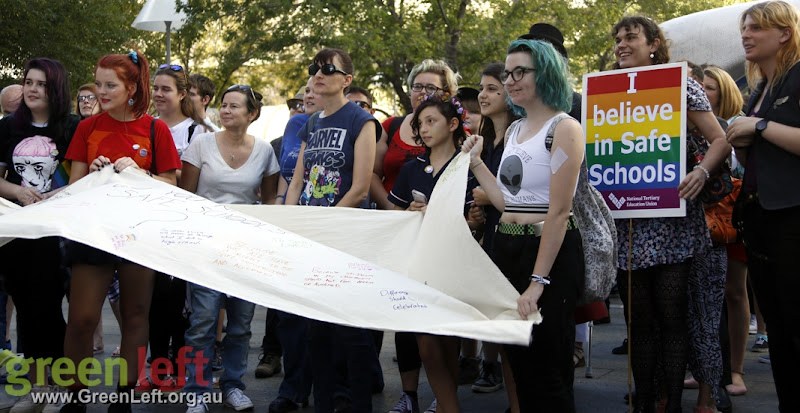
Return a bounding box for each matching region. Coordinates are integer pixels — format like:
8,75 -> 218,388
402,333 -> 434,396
128,98 -> 134,106
649,53 -> 655,59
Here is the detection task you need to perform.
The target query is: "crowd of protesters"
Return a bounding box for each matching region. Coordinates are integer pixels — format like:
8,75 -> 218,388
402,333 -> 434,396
0,1 -> 798,412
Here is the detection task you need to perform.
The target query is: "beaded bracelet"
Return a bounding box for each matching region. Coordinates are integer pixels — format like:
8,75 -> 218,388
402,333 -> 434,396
693,164 -> 710,180
530,274 -> 551,285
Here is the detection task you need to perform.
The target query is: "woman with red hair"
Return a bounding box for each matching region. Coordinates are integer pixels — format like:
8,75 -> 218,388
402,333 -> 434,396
61,50 -> 181,413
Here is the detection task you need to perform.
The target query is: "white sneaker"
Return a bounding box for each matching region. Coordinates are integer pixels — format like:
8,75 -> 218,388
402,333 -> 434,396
10,385 -> 47,413
224,388 -> 254,411
424,398 -> 437,413
40,387 -> 66,413
749,314 -> 757,335
186,402 -> 209,413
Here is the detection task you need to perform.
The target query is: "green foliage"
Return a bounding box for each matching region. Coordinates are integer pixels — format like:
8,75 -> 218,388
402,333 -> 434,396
1,0 -> 750,114
0,0 -> 165,94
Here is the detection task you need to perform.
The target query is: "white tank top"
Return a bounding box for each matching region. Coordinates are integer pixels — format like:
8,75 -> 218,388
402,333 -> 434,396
496,115 -> 562,211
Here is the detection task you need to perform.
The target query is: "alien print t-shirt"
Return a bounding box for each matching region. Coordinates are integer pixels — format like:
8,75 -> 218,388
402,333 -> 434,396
297,101 -> 379,207
0,114 -> 80,198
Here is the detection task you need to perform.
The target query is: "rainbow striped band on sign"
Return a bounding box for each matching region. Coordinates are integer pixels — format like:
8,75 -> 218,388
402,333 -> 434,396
581,63 -> 687,219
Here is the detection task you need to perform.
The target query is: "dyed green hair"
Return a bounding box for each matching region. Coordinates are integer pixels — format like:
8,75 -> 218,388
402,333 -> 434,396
506,39 -> 572,116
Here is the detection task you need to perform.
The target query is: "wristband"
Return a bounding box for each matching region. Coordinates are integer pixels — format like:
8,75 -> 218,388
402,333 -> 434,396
276,195 -> 285,199
470,159 -> 484,169
530,274 -> 551,285
693,164 -> 710,180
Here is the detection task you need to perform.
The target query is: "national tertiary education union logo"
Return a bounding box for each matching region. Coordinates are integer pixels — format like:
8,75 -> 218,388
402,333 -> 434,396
608,193 -> 626,209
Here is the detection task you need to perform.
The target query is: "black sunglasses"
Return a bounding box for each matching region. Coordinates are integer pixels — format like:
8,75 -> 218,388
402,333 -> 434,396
353,100 -> 371,109
308,63 -> 349,76
227,84 -> 257,101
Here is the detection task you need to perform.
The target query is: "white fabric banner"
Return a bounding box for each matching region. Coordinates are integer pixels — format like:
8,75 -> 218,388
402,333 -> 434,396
0,152 -> 536,344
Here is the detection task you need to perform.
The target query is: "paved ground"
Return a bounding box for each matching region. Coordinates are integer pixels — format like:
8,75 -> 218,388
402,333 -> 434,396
0,295 -> 779,412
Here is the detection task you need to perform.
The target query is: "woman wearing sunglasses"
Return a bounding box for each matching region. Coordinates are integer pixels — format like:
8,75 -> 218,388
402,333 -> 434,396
179,84 -> 278,413
285,47 -> 381,412
141,63 -> 206,393
153,64 -> 205,160
61,50 -> 181,413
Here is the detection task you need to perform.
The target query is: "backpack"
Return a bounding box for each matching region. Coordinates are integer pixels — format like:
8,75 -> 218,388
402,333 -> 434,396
540,114 -> 618,305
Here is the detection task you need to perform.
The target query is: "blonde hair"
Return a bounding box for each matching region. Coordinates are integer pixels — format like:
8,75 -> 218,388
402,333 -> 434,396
703,66 -> 744,120
407,59 -> 460,94
741,1 -> 800,89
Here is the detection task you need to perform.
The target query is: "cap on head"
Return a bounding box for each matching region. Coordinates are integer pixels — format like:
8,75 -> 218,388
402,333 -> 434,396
519,23 -> 568,59
286,86 -> 304,107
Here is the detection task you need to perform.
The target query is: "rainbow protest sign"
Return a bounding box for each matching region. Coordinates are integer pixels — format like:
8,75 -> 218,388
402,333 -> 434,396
582,62 -> 687,219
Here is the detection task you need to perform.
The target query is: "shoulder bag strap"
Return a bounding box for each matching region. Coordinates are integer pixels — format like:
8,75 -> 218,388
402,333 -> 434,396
150,118 -> 157,174
387,115 -> 405,144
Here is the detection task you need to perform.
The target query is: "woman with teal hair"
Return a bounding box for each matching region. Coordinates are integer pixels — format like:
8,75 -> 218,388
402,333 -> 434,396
462,38 -> 585,411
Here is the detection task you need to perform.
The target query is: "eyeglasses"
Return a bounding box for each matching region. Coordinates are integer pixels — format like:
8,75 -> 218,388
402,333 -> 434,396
353,100 -> 371,109
308,63 -> 349,76
158,64 -> 184,71
77,95 -> 97,103
410,83 -> 444,94
500,66 -> 536,84
227,84 -> 257,101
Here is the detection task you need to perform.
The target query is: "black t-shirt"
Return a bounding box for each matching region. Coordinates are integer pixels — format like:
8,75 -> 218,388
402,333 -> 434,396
388,152 -> 477,214
0,114 -> 80,193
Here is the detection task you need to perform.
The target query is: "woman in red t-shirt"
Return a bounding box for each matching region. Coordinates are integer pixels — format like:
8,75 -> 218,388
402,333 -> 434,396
61,50 -> 181,413
370,59 -> 460,211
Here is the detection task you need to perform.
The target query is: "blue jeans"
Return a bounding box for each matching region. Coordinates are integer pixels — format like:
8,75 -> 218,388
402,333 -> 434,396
275,310 -> 312,403
183,283 -> 255,395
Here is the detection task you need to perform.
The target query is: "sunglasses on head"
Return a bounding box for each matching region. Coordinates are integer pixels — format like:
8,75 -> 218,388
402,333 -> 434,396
227,84 -> 257,101
158,64 -> 184,71
308,63 -> 349,77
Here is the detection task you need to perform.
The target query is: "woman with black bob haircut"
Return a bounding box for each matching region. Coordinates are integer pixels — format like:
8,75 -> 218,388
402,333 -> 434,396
285,47 -> 381,412
462,37 -> 585,412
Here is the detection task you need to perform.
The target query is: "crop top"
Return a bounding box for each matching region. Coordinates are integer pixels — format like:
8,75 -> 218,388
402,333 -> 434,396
497,115 -> 575,211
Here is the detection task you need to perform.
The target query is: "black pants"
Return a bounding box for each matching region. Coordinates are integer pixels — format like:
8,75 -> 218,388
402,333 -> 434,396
149,272 -> 189,368
262,309 -> 282,355
0,237 -> 66,360
741,201 -> 800,413
395,332 -> 421,373
493,228 -> 583,413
